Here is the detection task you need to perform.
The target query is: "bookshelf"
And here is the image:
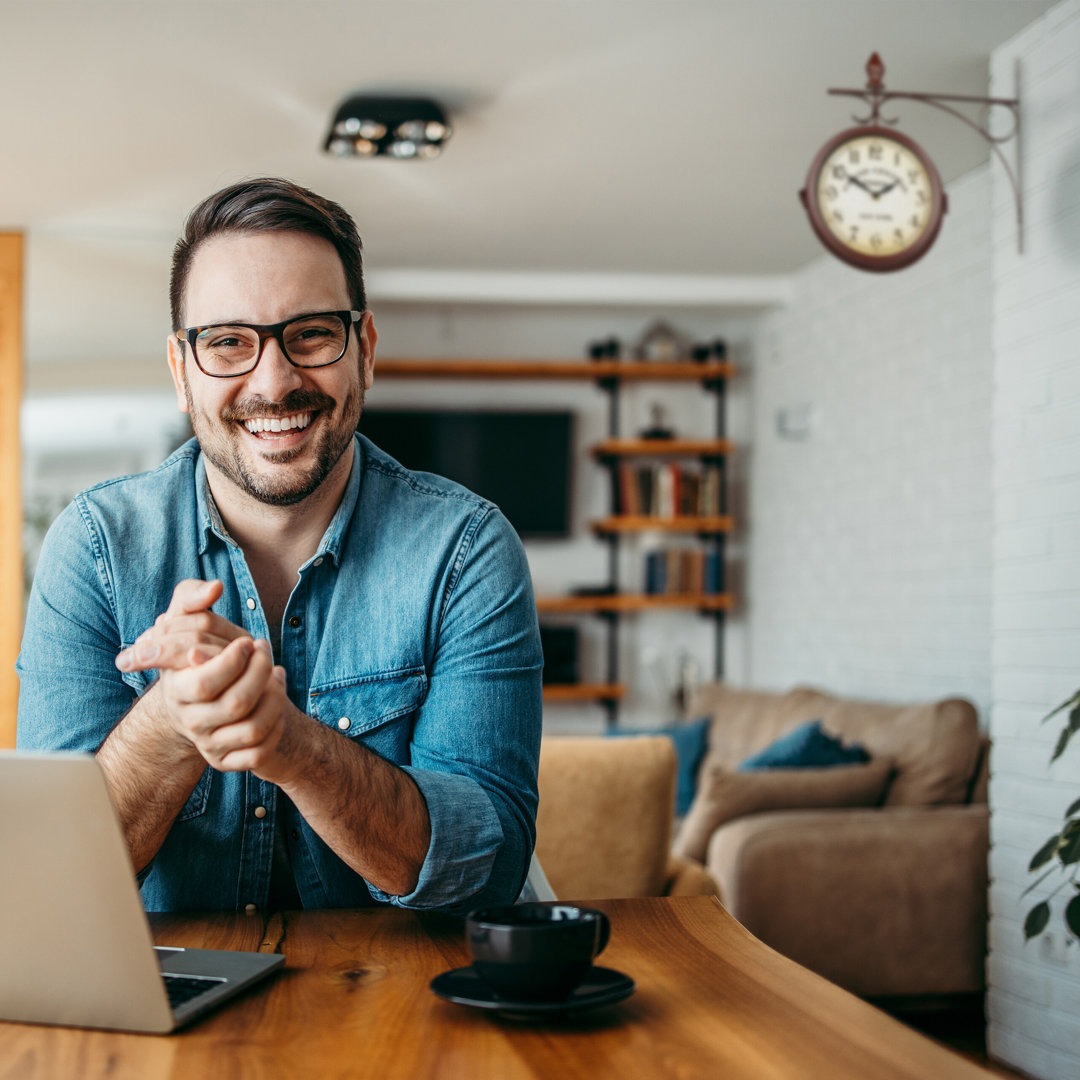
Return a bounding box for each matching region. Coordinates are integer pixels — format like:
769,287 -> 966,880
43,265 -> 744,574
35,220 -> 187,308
374,356 -> 735,723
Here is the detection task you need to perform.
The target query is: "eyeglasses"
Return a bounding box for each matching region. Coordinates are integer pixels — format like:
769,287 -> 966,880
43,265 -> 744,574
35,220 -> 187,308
177,310 -> 363,378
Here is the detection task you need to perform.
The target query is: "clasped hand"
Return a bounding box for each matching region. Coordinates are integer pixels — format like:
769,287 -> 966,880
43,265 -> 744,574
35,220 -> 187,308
115,579 -> 299,782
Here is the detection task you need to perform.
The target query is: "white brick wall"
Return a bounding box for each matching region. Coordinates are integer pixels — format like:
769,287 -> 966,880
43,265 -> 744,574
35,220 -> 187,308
988,3 -> 1080,1077
746,167 -> 994,716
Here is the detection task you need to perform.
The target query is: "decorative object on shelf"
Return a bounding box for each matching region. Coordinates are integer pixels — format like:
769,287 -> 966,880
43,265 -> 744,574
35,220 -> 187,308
1023,687 -> 1080,943
587,336 -> 621,360
324,94 -> 452,159
633,320 -> 690,362
801,53 -> 1023,265
639,403 -> 675,441
692,339 -> 727,363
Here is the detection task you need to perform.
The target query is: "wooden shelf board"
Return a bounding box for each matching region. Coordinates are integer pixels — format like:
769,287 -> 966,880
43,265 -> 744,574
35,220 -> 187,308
542,683 -> 625,703
537,593 -> 733,614
592,438 -> 734,459
376,359 -> 735,381
591,515 -> 735,535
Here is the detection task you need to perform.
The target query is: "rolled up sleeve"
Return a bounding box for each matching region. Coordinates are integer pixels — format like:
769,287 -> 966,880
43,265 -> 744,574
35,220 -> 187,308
369,506 -> 543,912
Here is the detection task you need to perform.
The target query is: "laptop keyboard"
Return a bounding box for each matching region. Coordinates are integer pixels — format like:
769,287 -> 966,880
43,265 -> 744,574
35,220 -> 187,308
164,974 -> 225,1009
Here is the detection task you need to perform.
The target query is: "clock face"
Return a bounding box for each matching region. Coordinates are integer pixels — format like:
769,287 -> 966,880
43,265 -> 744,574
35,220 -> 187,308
802,126 -> 946,271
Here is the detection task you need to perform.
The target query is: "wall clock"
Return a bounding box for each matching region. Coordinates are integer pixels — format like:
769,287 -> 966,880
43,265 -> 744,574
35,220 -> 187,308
799,125 -> 948,271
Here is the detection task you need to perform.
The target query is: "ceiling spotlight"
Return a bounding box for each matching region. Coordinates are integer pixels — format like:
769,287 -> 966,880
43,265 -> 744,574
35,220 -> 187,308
323,95 -> 452,159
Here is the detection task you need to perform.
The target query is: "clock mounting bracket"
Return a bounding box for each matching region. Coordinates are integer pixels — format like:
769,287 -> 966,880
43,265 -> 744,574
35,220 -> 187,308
827,53 -> 1024,253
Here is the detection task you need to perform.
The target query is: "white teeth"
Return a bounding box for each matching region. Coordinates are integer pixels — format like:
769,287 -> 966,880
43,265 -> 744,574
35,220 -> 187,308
243,412 -> 312,434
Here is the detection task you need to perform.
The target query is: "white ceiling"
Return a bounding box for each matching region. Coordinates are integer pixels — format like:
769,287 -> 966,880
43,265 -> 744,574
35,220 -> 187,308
0,0 -> 1054,296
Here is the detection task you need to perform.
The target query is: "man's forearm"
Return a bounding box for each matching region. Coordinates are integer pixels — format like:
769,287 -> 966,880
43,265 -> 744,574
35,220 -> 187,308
276,714 -> 432,897
96,683 -> 207,875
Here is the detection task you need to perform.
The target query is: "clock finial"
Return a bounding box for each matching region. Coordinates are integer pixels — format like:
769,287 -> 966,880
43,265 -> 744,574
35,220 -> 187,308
866,53 -> 885,89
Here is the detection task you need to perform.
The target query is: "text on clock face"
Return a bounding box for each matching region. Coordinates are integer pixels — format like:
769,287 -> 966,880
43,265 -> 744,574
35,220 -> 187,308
815,136 -> 934,257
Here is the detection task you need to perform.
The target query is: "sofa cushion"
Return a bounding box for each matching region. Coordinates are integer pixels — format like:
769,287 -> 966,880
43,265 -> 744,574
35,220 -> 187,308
688,683 -> 980,807
737,719 -> 869,771
671,758 -> 894,863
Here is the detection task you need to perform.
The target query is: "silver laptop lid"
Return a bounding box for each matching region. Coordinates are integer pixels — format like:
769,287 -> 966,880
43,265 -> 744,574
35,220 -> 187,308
0,751 -> 175,1032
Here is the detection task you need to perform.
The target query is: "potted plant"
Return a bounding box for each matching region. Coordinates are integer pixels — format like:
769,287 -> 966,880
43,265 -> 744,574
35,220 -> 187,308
1023,688 -> 1080,942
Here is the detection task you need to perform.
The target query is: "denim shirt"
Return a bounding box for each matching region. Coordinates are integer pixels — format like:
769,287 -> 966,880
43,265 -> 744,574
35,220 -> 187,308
16,434 -> 543,914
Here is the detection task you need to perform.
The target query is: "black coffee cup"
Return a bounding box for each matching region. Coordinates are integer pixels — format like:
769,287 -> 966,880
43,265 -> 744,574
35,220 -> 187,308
466,902 -> 611,1002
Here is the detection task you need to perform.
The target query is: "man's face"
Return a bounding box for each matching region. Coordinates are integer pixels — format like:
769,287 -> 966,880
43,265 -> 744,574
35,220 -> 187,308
167,230 -> 376,507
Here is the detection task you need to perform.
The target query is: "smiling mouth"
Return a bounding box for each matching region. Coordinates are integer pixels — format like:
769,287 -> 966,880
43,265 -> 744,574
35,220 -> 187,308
242,412 -> 313,436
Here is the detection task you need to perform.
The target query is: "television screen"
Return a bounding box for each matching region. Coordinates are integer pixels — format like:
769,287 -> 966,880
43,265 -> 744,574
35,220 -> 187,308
358,408 -> 573,539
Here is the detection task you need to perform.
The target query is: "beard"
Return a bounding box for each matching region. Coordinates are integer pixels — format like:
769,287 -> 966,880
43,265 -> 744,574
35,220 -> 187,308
186,378 -> 365,507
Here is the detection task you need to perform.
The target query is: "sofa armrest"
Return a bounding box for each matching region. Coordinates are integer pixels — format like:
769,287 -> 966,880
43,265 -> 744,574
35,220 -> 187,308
706,805 -> 989,998
663,853 -> 721,898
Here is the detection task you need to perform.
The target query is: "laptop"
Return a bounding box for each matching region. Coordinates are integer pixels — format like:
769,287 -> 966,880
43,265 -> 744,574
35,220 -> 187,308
0,751 -> 285,1033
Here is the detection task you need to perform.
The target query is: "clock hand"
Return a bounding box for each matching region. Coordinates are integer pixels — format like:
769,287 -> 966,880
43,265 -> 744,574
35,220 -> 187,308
845,175 -> 876,196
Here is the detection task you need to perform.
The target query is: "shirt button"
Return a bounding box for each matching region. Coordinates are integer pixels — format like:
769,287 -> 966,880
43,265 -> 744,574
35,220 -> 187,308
313,557 -> 324,567
288,616 -> 302,628
291,829 -> 300,840
246,597 -> 256,610
245,903 -> 257,914
253,805 -> 267,819
338,717 -> 351,731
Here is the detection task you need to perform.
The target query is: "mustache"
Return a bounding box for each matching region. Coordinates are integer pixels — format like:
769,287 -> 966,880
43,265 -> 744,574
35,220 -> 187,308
221,389 -> 336,421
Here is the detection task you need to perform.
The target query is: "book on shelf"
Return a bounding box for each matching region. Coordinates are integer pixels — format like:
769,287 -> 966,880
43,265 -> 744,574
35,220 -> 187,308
615,461 -> 722,517
643,548 -> 724,595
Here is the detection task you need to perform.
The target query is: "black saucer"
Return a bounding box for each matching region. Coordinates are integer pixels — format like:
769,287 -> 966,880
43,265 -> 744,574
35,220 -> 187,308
429,965 -> 635,1015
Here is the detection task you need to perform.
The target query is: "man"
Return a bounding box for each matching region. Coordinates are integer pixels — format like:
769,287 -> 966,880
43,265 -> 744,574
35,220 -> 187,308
17,178 -> 543,914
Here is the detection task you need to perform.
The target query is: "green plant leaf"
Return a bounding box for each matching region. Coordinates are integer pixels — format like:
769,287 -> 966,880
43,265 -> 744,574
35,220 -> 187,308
1066,895 -> 1080,939
1065,704 -> 1080,742
1060,827 -> 1080,866
1043,692 -> 1080,724
1030,834 -> 1061,871
1025,901 -> 1051,940
1051,725 -> 1073,763
1066,795 -> 1080,820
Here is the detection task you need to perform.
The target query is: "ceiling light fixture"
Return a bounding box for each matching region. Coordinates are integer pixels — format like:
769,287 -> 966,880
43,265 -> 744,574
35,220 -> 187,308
324,95 -> 452,159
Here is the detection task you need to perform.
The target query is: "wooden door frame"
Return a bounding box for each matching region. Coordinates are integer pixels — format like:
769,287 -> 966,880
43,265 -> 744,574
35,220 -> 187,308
0,233 -> 23,748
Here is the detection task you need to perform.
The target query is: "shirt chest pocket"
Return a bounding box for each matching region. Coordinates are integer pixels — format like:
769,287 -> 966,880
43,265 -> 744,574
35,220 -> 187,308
308,668 -> 428,762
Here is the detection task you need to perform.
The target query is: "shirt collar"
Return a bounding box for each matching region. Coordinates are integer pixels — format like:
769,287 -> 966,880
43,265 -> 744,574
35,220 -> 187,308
195,434 -> 364,565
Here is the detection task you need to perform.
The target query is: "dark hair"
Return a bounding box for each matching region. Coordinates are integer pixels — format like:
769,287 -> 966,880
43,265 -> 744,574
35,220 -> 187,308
169,177 -> 365,330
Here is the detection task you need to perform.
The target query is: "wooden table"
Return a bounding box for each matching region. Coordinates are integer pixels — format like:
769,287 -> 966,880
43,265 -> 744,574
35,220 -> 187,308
0,896 -> 995,1079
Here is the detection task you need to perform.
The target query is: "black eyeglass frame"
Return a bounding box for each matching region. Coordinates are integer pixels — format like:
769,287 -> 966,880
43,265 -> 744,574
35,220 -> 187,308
177,309 -> 364,378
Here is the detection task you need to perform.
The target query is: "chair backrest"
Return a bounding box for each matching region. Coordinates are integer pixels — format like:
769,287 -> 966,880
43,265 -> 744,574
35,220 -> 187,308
534,735 -> 677,900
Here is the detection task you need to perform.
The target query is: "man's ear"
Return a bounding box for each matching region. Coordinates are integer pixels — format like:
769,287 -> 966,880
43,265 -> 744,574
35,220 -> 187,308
166,335 -> 191,414
359,311 -> 377,391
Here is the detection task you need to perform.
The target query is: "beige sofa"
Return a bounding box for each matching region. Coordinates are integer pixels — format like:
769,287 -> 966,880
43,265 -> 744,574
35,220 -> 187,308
672,684 -> 989,1001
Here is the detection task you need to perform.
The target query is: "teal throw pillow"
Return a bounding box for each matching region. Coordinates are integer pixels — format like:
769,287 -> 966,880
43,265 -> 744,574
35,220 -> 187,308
737,718 -> 869,771
607,716 -> 711,815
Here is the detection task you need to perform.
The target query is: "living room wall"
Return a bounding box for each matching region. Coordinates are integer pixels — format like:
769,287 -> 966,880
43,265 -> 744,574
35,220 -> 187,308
745,166 -> 994,718
987,3 -> 1080,1077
